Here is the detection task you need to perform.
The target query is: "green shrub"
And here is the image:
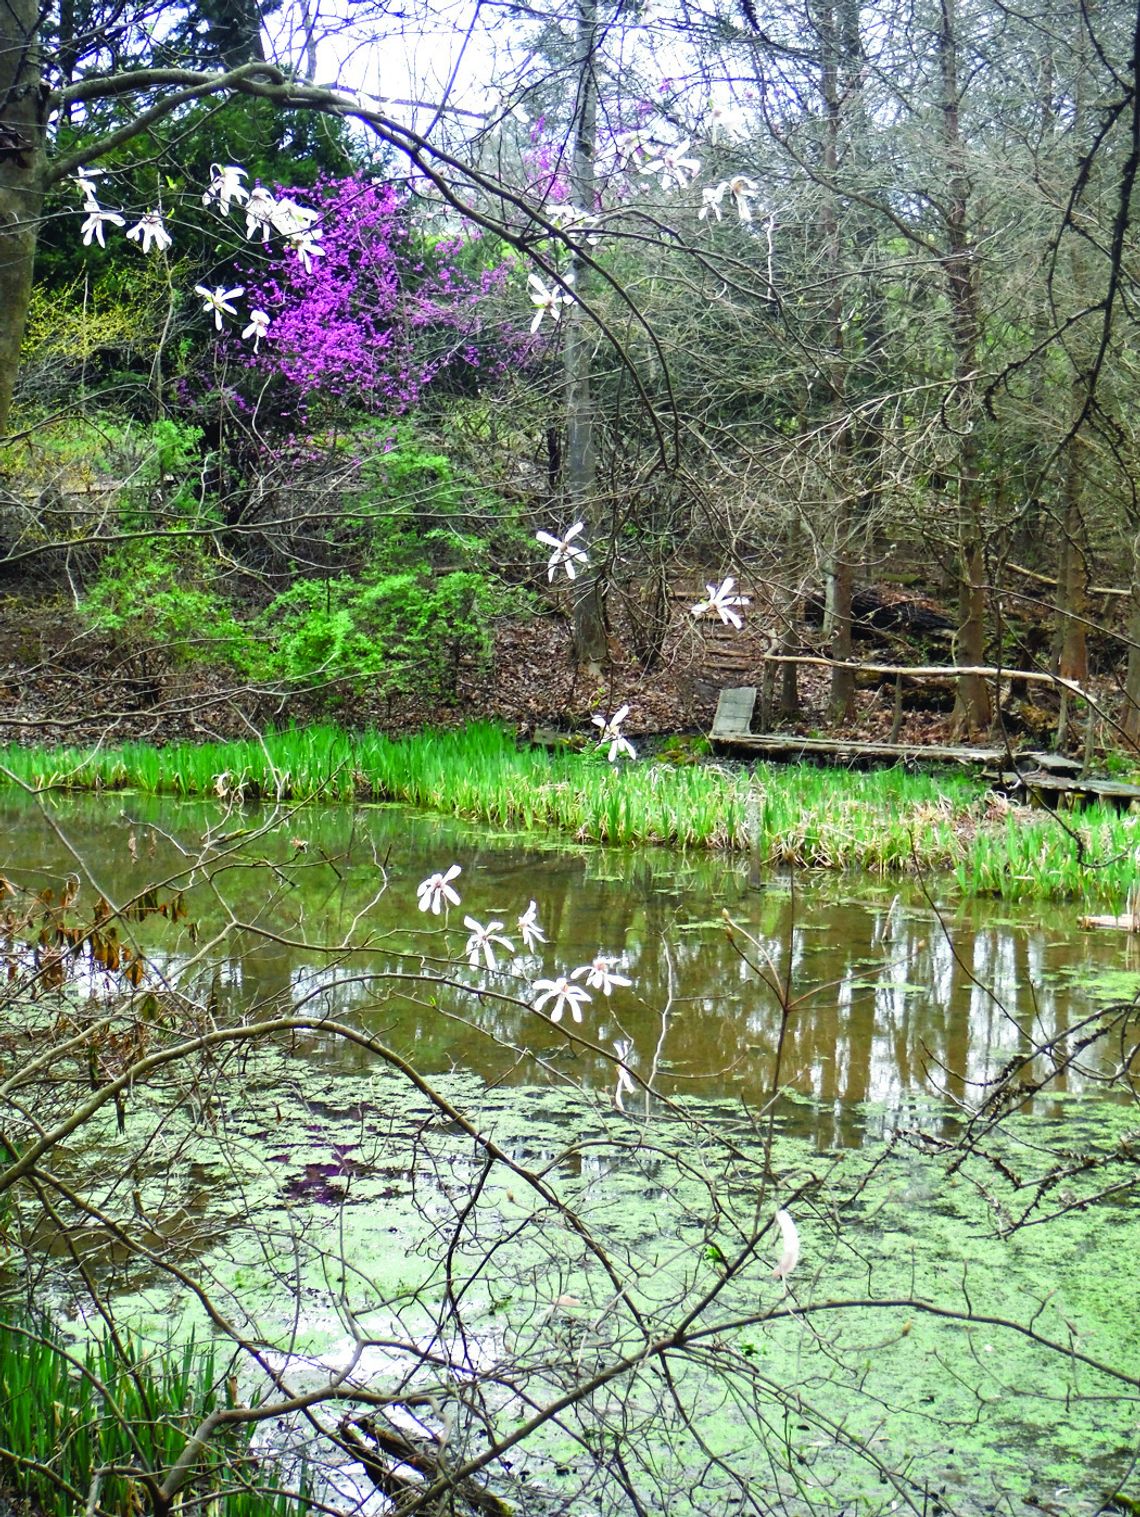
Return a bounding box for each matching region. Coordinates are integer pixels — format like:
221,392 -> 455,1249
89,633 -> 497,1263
81,539 -> 255,673
257,567 -> 510,699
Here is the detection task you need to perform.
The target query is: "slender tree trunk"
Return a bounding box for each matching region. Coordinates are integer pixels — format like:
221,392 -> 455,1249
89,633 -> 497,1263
779,521 -> 805,717
940,0 -> 991,735
1053,4 -> 1093,710
819,0 -> 855,721
1053,453 -> 1089,684
565,0 -> 607,671
1121,536 -> 1140,748
0,0 -> 46,441
203,0 -> 267,70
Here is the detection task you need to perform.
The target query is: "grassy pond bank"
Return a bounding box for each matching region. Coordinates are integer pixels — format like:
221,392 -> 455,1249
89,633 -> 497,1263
3,719 -> 1140,903
0,776 -> 1138,1514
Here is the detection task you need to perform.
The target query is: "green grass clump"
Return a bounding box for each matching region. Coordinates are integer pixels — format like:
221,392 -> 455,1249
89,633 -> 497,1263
0,1313 -> 306,1515
2,721 -> 1138,904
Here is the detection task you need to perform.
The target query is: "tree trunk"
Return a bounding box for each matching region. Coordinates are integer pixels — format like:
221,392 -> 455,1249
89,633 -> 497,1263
0,0 -> 46,441
940,0 -> 991,736
199,0 -> 267,70
1053,459 -> 1089,686
1121,536 -> 1140,748
819,0 -> 855,723
1053,3 -> 1093,697
565,0 -> 607,671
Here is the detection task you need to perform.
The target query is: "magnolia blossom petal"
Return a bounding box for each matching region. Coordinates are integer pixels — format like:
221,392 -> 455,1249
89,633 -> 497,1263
203,163 -> 249,215
80,207 -> 126,248
463,915 -> 514,970
593,706 -> 636,763
571,955 -> 632,995
244,185 -> 278,242
729,175 -> 760,222
287,229 -> 324,272
416,864 -> 462,915
241,309 -> 271,349
518,900 -> 546,951
536,523 -> 588,582
195,284 -> 244,331
772,1208 -> 800,1281
126,211 -> 172,255
691,576 -> 750,628
533,975 -> 592,1023
641,138 -> 701,190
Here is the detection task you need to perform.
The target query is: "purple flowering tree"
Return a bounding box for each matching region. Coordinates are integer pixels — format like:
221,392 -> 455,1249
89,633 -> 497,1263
238,175 -> 518,426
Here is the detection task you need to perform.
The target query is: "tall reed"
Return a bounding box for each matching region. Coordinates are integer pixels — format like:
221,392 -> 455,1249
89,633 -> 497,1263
0,1313 -> 306,1515
2,722 -> 1135,903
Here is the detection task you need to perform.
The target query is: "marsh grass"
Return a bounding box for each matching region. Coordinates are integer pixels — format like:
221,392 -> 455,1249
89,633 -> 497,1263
0,1313 -> 305,1515
2,722 -> 1136,902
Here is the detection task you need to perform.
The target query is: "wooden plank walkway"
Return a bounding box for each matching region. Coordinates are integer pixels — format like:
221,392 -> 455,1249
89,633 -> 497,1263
710,688 -> 1003,765
709,687 -> 1140,803
712,728 -> 1008,767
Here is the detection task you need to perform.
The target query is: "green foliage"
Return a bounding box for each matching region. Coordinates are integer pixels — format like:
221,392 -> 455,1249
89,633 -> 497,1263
332,421 -> 535,581
257,568 -> 508,699
0,1313 -> 306,1515
81,539 -> 252,673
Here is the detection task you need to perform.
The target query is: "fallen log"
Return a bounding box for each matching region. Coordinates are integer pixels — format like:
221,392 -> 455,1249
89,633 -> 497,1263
338,1412 -> 513,1516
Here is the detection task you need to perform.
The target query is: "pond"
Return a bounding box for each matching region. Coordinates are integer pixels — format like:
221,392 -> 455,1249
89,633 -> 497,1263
1,787 -> 1138,1516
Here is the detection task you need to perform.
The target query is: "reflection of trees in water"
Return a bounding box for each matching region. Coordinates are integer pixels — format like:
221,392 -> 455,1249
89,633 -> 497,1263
0,796 -> 1119,1127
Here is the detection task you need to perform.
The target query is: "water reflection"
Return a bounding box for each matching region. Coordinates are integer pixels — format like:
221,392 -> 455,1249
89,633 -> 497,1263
2,790 -> 1136,1143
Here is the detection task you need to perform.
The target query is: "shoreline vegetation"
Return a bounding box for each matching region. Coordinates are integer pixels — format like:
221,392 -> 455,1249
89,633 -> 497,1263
1,722 -> 1135,904
0,1314 -> 304,1517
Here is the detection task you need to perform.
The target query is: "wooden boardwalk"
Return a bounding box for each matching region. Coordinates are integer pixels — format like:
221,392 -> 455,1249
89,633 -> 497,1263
709,687 -> 1140,804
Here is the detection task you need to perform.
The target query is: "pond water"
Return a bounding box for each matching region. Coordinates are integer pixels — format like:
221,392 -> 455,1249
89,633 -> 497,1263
1,788 -> 1138,1516
2,789 -> 1135,1127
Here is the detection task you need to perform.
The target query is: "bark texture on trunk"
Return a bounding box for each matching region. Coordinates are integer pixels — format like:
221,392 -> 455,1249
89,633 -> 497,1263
940,0 -> 991,736
1121,537 -> 1140,748
0,0 -> 46,440
819,0 -> 855,723
565,0 -> 607,672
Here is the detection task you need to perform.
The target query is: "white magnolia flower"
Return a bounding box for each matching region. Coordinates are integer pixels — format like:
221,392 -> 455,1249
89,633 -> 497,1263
727,175 -> 760,222
698,182 -> 727,222
691,575 -> 750,630
463,915 -> 514,971
772,1207 -> 800,1281
271,195 -> 319,236
244,184 -> 278,243
125,210 -> 172,255
80,205 -> 125,248
286,228 -> 324,273
72,167 -> 105,205
527,272 -> 572,333
533,975 -> 592,1024
571,955 -> 632,996
241,309 -> 271,349
416,864 -> 462,915
612,127 -> 655,168
517,900 -> 546,952
546,204 -> 602,245
591,705 -> 636,763
202,163 -> 249,216
613,1038 -> 638,1111
195,284 -> 244,331
706,99 -> 728,142
536,521 -> 588,582
640,137 -> 701,190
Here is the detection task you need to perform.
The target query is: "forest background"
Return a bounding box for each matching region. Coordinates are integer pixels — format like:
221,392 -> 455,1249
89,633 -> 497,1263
1,3 -> 1140,1515
2,0 -> 1138,752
